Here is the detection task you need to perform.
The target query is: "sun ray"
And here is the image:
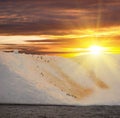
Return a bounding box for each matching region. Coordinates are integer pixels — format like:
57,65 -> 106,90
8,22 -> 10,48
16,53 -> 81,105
88,45 -> 105,55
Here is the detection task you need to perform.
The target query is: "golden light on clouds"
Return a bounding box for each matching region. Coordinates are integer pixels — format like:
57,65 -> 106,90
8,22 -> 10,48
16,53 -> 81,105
0,0 -> 120,57
0,26 -> 120,57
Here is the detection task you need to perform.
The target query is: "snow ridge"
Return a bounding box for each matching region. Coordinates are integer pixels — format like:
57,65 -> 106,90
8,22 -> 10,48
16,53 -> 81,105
0,52 -> 120,105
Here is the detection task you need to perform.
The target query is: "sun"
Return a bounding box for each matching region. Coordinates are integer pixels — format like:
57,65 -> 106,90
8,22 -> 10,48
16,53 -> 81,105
88,45 -> 104,55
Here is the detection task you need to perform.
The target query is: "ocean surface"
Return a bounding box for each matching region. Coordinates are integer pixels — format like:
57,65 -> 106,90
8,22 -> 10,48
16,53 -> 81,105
0,104 -> 120,118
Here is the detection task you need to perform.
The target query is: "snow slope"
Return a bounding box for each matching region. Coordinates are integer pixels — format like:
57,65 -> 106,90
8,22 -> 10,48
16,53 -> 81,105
0,52 -> 120,105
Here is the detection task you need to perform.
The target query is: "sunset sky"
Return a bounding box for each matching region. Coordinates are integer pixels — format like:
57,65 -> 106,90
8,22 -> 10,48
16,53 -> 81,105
0,0 -> 120,57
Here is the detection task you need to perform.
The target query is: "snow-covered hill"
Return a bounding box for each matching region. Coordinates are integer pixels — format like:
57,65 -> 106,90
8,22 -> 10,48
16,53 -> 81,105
0,52 -> 120,105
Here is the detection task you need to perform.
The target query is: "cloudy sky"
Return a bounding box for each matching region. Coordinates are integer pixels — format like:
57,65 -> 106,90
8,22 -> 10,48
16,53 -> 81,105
0,0 -> 120,56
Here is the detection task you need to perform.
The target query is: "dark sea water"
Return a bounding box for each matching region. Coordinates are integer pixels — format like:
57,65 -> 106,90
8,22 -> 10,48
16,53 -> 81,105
0,104 -> 120,118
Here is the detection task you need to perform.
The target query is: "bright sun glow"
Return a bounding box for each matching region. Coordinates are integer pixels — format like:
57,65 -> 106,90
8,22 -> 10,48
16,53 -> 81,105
88,45 -> 104,55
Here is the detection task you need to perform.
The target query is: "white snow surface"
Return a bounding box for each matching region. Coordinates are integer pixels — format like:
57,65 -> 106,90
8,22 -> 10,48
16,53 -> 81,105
0,52 -> 120,105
